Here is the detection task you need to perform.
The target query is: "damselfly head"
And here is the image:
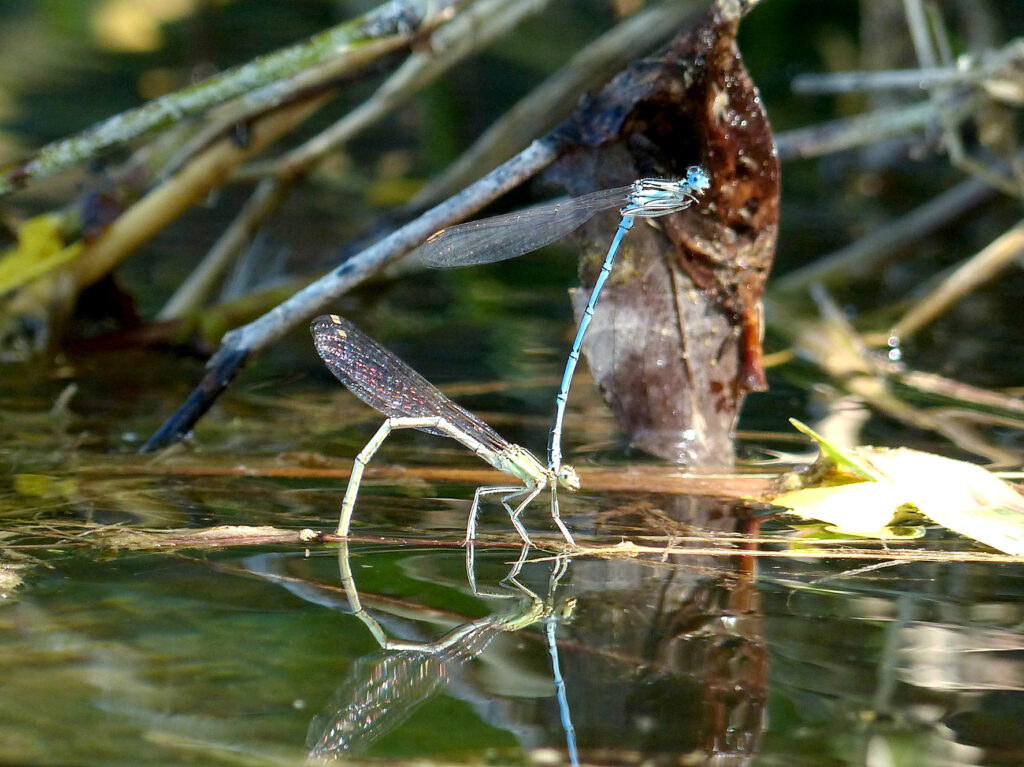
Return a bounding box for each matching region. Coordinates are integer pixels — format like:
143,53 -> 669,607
556,463 -> 580,491
625,173 -> 710,217
684,165 -> 710,194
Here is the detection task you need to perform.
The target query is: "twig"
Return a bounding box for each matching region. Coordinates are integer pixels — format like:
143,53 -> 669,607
70,93 -> 333,292
82,523 -> 1024,565
152,50 -> 407,183
141,135 -> 565,451
408,0 -> 701,209
894,370 -> 1024,417
159,0 -> 552,320
139,0 -> 770,451
79,460 -> 778,498
890,218 -> 1024,341
157,178 -> 292,320
278,0 -> 550,179
905,0 -> 1024,197
0,92 -> 334,340
768,287 -> 1021,465
0,0 -> 460,195
773,170 -> 999,294
904,0 -> 939,69
792,66 -> 977,94
590,543 -> 1024,564
774,96 -> 976,161
228,140 -> 563,351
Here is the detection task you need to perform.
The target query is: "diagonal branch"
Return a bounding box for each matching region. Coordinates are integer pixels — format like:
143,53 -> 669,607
0,0 -> 463,195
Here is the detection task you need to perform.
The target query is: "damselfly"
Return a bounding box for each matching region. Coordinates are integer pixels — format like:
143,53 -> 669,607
311,314 -> 580,545
418,169 -> 711,473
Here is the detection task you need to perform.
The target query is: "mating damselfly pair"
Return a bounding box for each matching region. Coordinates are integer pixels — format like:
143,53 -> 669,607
312,170 -> 710,545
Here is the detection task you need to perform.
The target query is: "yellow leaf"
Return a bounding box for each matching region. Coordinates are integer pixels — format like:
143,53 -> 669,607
92,0 -> 200,53
773,424 -> 1024,554
13,473 -> 77,498
0,214 -> 82,294
772,481 -> 919,537
852,447 -> 1024,556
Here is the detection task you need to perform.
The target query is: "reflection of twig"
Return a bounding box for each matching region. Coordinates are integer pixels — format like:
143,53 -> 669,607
808,559 -> 909,583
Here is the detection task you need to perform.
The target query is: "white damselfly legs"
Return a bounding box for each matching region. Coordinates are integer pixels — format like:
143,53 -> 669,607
312,314 -> 579,546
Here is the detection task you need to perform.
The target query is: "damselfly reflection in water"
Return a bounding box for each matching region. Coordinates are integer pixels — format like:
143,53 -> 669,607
307,542 -> 578,764
418,169 -> 711,474
311,314 -> 579,545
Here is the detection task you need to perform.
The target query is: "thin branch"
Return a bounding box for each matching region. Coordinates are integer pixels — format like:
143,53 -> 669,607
140,129 -> 558,451
157,178 -> 292,320
766,287 -> 1022,465
904,0 -> 939,69
792,66 -> 978,94
278,0 -> 552,178
0,0 -> 462,195
894,370 -> 1024,417
163,0 -> 699,323
773,170 -> 999,294
890,219 -> 1024,341
906,1 -> 1024,197
774,96 -> 976,161
87,523 -> 1024,565
79,460 -> 777,498
223,136 -> 563,351
408,0 -> 701,209
159,0 -> 552,320
70,93 -> 332,291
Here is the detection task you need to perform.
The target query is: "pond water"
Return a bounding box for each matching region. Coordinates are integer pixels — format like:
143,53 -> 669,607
2,2 -> 1024,766
3,298 -> 1023,765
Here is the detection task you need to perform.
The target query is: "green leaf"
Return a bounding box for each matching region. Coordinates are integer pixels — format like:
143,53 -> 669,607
788,418 -> 877,480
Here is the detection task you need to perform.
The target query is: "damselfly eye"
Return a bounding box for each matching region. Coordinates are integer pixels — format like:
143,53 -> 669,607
685,166 -> 710,192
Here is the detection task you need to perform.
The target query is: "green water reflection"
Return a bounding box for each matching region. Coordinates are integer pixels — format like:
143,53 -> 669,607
4,527 -> 1024,764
